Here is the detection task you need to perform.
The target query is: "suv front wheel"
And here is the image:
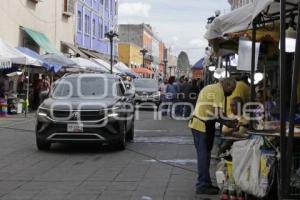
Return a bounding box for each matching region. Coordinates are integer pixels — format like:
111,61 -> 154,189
115,123 -> 127,150
36,138 -> 51,151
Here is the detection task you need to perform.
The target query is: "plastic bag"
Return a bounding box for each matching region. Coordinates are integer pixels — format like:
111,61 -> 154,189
232,136 -> 265,197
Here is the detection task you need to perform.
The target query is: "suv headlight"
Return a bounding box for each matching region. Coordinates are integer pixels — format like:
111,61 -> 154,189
105,106 -> 121,118
152,91 -> 161,97
37,107 -> 49,118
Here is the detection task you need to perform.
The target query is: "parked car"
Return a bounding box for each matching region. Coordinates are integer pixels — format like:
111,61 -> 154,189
133,78 -> 160,106
35,73 -> 135,151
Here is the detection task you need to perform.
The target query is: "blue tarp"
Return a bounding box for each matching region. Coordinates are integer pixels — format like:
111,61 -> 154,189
192,58 -> 204,70
17,47 -> 75,73
41,54 -> 75,73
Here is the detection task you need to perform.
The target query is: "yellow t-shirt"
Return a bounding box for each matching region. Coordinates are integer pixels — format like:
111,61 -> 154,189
189,83 -> 225,132
226,81 -> 250,115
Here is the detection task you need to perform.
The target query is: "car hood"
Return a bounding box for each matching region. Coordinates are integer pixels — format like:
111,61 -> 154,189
135,87 -> 158,93
40,97 -> 121,110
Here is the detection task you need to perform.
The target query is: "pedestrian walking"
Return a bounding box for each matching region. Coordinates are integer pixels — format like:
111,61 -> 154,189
189,78 -> 238,195
159,78 -> 168,116
165,76 -> 178,117
180,77 -> 192,117
175,76 -> 185,116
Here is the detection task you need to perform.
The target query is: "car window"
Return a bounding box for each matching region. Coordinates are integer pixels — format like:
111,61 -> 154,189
79,77 -> 109,97
52,76 -> 116,98
134,80 -> 158,89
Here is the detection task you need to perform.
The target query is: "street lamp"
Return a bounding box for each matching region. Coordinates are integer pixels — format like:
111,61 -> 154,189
163,58 -> 168,79
168,66 -> 172,77
140,48 -> 148,68
105,30 -> 119,74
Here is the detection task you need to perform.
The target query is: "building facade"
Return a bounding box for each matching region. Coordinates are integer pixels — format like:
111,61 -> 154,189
228,0 -> 253,10
75,0 -> 118,60
0,0 -> 75,53
118,43 -> 143,68
119,23 -> 169,78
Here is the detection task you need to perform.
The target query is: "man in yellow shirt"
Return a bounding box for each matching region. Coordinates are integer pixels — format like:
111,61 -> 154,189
189,78 -> 237,195
226,78 -> 250,115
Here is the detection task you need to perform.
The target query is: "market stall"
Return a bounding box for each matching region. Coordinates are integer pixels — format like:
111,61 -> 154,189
114,62 -> 140,78
92,58 -> 124,75
70,57 -> 109,73
205,0 -> 300,199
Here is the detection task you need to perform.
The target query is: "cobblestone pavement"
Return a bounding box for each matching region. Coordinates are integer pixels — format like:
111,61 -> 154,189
0,111 -> 218,200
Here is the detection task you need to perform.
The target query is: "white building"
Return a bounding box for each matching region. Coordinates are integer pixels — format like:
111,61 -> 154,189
228,0 -> 254,10
0,0 -> 76,54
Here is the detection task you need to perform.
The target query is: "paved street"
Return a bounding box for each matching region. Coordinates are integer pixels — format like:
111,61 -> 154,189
0,111 -> 218,200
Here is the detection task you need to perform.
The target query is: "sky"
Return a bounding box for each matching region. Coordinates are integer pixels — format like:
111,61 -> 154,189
118,0 -> 230,65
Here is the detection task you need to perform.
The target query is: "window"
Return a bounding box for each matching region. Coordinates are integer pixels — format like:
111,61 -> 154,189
84,14 -> 90,35
110,0 -> 113,13
92,19 -> 96,37
105,0 -> 108,9
100,0 -> 103,5
98,22 -> 103,39
104,25 -> 108,35
63,0 -> 75,14
77,11 -> 82,31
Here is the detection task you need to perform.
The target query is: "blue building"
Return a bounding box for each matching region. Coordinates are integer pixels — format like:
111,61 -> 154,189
76,0 -> 118,60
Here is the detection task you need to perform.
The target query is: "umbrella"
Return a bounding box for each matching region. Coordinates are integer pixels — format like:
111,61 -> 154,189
0,38 -> 26,67
15,47 -> 42,66
192,58 -> 204,70
41,53 -> 76,73
70,57 -> 109,72
114,62 -> 140,78
92,59 -> 124,74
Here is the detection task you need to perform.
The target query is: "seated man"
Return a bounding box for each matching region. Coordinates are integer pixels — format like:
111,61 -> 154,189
223,96 -> 248,137
219,97 -> 249,154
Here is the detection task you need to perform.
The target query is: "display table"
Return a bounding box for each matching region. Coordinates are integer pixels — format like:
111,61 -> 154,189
248,130 -> 300,138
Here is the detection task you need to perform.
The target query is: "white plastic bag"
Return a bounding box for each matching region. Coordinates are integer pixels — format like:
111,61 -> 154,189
232,136 -> 265,197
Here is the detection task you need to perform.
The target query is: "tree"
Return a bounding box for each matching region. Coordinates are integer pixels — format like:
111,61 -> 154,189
177,51 -> 190,71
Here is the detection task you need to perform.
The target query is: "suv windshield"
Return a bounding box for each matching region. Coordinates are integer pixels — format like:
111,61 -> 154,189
134,79 -> 158,89
52,76 -> 120,98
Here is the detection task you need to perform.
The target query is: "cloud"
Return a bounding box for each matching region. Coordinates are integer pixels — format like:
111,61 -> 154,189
188,39 -> 208,48
171,36 -> 179,42
119,2 -> 152,18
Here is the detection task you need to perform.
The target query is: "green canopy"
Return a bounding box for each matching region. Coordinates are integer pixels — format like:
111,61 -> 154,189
22,27 -> 62,55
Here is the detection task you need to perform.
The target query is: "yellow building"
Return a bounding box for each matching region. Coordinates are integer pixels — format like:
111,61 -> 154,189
118,43 -> 143,68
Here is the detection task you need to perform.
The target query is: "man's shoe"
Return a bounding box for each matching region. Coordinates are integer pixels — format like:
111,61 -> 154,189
196,186 -> 219,195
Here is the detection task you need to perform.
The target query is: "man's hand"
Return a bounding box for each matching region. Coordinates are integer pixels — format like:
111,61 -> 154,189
224,119 -> 238,128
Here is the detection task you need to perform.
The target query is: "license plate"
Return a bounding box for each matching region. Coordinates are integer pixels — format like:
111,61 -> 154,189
67,124 -> 83,133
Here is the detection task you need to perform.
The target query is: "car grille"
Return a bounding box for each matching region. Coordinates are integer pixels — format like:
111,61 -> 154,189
51,110 -> 106,121
136,91 -> 156,96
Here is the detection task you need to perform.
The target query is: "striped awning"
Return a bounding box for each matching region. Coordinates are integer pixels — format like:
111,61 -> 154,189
0,58 -> 12,69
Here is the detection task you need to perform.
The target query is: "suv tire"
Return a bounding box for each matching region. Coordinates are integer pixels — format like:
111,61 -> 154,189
36,138 -> 51,151
126,119 -> 135,141
115,123 -> 126,150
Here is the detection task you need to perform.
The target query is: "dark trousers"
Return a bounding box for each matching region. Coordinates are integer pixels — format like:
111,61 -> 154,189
192,120 -> 216,190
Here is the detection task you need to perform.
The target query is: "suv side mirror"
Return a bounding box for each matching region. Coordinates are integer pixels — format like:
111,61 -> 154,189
124,90 -> 135,97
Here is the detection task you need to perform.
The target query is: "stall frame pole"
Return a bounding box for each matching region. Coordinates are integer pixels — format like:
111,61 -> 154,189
279,0 -> 288,198
285,2 -> 300,197
25,66 -> 30,118
250,20 -> 257,130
